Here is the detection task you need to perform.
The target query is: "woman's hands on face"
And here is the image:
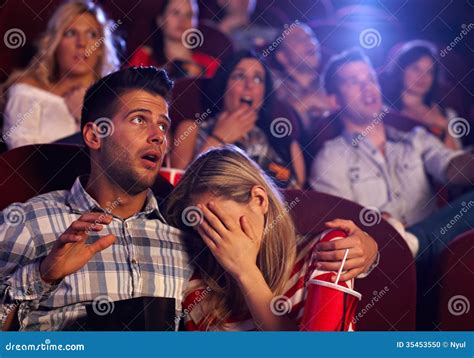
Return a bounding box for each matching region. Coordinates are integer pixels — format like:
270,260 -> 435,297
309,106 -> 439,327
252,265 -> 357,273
212,106 -> 258,144
196,201 -> 261,280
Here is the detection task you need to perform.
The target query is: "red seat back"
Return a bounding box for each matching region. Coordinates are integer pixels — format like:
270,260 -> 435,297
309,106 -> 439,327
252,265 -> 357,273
0,144 -> 174,210
283,189 -> 417,330
198,21 -> 234,60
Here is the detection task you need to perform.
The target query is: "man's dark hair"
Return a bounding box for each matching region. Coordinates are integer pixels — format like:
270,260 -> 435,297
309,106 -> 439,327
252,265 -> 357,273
322,48 -> 373,95
80,66 -> 174,133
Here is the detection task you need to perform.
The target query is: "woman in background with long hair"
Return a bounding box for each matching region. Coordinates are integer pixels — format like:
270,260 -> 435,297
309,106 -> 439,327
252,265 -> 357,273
171,50 -> 306,189
1,0 -> 119,149
128,0 -> 219,79
381,40 -> 462,149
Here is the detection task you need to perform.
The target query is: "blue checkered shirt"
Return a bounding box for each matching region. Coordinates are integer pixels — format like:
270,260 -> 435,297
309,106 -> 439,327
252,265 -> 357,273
0,177 -> 193,331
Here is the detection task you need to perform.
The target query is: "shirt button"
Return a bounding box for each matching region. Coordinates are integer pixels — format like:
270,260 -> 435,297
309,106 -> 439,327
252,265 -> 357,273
394,192 -> 401,198
131,259 -> 137,265
124,222 -> 129,228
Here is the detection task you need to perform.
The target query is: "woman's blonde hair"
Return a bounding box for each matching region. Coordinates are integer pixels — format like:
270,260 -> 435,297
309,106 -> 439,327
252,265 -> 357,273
165,146 -> 297,330
1,0 -> 119,103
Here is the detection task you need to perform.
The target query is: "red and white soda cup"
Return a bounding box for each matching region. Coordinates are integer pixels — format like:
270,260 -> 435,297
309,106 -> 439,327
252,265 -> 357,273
300,279 -> 361,331
300,229 -> 362,331
159,167 -> 185,186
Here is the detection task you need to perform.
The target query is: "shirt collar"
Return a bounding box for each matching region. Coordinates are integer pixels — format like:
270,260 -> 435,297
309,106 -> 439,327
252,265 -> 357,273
66,176 -> 166,222
342,125 -> 408,148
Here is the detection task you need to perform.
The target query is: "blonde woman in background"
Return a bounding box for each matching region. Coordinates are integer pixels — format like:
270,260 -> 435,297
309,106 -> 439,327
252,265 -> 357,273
166,146 -> 379,331
1,0 -> 119,149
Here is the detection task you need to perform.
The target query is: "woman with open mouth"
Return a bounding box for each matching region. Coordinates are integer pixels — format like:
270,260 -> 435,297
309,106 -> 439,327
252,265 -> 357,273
171,50 -> 306,189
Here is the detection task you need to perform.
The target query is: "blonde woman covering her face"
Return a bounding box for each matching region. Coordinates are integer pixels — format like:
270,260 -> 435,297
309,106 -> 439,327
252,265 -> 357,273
165,146 -> 379,331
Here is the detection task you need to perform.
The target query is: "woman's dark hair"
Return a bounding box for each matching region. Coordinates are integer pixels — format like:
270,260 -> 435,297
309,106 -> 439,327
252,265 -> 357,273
204,50 -> 294,164
151,0 -> 171,65
381,40 -> 440,110
150,0 -> 200,78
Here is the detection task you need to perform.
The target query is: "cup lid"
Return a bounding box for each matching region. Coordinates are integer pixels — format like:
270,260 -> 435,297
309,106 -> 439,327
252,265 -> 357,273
308,279 -> 362,300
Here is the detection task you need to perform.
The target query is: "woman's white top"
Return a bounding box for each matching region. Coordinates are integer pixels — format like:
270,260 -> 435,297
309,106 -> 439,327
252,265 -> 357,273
3,83 -> 79,149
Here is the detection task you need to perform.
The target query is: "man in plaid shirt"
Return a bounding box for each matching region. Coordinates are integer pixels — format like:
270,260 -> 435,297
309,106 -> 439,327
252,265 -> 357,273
0,67 -> 380,331
0,67 -> 193,330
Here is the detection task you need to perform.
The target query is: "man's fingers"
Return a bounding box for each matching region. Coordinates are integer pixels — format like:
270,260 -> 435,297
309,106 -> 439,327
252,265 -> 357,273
68,221 -> 104,233
316,236 -> 361,251
58,233 -> 86,245
317,257 -> 365,272
331,268 -> 362,283
313,247 -> 361,261
78,213 -> 113,225
87,234 -> 116,254
325,219 -> 357,233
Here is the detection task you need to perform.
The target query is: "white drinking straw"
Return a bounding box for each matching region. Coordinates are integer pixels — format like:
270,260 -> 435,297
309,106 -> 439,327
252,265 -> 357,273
335,249 -> 349,285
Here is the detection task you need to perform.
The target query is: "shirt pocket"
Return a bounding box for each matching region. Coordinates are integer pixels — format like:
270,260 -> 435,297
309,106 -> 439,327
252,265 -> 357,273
349,168 -> 388,208
396,159 -> 431,202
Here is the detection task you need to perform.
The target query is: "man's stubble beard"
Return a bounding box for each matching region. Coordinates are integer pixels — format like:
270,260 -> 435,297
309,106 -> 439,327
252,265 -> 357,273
100,139 -> 159,196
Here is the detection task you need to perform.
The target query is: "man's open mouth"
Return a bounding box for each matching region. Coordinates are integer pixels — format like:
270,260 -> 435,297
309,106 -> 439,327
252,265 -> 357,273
140,151 -> 161,168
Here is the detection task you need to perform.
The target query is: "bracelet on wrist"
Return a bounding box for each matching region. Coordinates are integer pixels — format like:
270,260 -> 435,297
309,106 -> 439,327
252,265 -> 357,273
209,133 -> 226,145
